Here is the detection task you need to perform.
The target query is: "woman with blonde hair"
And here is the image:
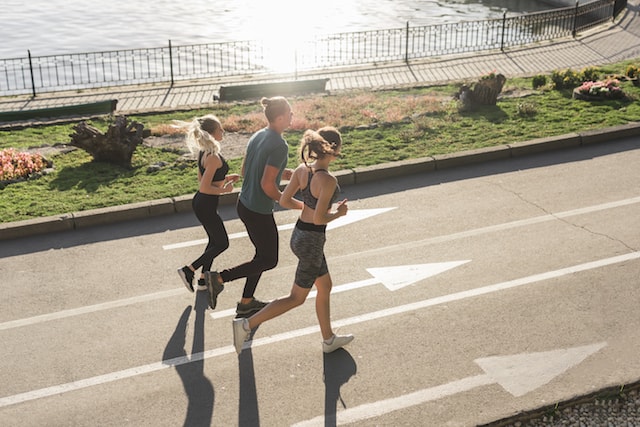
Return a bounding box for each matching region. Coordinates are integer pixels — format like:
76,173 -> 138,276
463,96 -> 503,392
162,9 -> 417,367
232,126 -> 354,354
177,115 -> 239,293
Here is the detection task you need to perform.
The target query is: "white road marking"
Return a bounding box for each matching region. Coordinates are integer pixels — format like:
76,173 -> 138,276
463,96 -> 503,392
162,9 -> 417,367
367,261 -> 470,291
0,252 -> 635,408
339,195 -> 640,260
292,342 -> 608,426
0,289 -> 183,331
1,195 -> 638,331
209,261 -> 471,320
162,208 -> 397,250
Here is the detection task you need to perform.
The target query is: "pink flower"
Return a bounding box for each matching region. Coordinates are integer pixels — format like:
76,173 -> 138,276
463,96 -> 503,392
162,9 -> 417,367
577,79 -> 623,99
0,149 -> 45,181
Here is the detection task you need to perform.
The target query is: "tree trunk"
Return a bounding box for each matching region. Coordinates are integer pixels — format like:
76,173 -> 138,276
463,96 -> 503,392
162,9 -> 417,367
70,116 -> 144,166
471,74 -> 506,106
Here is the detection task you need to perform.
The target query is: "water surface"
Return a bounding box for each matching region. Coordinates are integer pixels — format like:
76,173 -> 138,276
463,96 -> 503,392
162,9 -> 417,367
1,0 -> 555,58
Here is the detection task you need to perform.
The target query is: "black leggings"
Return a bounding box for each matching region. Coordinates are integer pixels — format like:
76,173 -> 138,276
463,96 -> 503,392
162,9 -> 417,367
191,192 -> 229,273
220,200 -> 278,299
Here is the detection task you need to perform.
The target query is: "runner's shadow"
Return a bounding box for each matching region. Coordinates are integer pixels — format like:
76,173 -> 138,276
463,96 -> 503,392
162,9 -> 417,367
238,327 -> 261,426
162,293 -> 215,427
323,349 -> 357,427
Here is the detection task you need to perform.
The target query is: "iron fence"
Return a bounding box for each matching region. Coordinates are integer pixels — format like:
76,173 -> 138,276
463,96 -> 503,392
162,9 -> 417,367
0,0 -> 626,97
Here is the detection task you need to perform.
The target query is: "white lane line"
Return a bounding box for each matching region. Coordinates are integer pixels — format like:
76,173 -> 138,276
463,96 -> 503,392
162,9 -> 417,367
339,195 -> 640,260
209,278 -> 380,320
162,208 -> 397,250
209,261 -> 471,320
1,196 -> 638,332
294,375 -> 495,427
0,289 -> 183,331
1,251 -> 637,408
293,342 -> 608,426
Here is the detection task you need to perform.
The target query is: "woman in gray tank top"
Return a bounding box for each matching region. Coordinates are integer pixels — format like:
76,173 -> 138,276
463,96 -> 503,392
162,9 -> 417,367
232,126 -> 354,354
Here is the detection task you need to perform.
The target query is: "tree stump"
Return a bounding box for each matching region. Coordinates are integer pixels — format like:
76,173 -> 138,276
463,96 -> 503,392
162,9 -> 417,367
70,116 -> 144,166
471,74 -> 506,105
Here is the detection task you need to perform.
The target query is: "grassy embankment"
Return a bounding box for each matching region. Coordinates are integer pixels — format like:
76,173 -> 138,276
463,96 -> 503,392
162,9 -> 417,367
1,59 -> 639,223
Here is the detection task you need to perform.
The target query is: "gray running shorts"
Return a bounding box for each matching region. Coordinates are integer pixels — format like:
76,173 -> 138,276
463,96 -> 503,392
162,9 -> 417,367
290,223 -> 328,289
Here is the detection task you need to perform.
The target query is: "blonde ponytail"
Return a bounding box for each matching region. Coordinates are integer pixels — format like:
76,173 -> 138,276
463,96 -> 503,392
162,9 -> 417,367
173,114 -> 222,156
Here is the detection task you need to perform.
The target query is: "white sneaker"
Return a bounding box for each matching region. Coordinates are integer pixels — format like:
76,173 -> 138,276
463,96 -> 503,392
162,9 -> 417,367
196,279 -> 207,291
322,334 -> 354,353
232,318 -> 250,354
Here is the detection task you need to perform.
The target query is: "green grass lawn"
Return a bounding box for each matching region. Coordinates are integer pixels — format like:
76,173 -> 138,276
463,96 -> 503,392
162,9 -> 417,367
1,60 -> 639,223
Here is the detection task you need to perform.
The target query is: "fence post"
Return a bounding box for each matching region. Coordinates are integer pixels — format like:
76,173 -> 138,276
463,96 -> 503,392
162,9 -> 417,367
168,40 -> 174,86
500,11 -> 507,52
405,21 -> 409,64
572,1 -> 579,38
28,50 -> 36,97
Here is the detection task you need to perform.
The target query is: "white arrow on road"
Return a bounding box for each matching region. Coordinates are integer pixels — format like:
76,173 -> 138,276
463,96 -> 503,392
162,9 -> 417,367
163,208 -> 396,250
3,251 -> 633,408
293,342 -> 608,426
210,261 -> 470,319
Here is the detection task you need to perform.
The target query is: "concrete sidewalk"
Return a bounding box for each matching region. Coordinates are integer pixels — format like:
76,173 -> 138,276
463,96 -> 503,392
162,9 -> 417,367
1,2 -> 640,241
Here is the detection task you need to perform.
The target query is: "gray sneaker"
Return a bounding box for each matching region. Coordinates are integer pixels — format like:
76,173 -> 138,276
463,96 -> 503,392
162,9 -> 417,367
322,334 -> 354,353
232,318 -> 250,354
236,298 -> 269,315
204,271 -> 224,309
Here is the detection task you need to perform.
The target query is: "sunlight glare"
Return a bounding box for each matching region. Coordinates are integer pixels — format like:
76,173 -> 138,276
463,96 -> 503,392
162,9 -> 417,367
234,0 -> 362,74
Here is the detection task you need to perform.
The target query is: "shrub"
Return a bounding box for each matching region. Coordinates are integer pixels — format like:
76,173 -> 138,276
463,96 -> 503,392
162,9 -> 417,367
626,64 -> 639,79
0,149 -> 46,181
532,74 -> 547,89
581,66 -> 601,82
480,69 -> 498,80
516,102 -> 538,117
551,68 -> 582,90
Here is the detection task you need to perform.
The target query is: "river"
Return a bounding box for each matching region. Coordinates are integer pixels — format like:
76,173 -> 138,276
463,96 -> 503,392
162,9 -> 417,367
0,0 -> 556,59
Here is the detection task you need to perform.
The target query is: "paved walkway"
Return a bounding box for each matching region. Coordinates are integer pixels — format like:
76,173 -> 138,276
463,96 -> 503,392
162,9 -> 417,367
2,7 -> 640,425
1,1 -> 639,117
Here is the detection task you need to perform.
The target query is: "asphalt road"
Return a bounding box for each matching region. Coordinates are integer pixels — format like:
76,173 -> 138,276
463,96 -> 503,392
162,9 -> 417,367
1,137 -> 639,426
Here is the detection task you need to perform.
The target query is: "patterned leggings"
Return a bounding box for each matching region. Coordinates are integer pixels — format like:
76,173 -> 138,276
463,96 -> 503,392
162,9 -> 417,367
290,220 -> 328,289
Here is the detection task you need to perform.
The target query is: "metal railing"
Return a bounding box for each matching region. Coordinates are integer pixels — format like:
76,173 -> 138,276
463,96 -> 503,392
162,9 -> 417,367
0,0 -> 625,97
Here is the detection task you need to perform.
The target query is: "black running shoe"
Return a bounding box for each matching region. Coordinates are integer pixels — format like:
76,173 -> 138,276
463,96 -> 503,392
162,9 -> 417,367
236,298 -> 269,315
178,266 -> 194,292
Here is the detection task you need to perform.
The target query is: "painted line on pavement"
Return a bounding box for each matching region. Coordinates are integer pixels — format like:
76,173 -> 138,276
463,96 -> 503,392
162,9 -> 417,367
162,208 -> 396,250
1,196 -> 638,331
0,289 -> 183,331
338,195 -> 640,260
1,251 -> 638,408
293,342 -> 609,426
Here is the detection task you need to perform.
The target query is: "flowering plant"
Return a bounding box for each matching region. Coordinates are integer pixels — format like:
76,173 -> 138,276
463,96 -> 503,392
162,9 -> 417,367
0,148 -> 45,181
480,69 -> 498,80
576,79 -> 624,99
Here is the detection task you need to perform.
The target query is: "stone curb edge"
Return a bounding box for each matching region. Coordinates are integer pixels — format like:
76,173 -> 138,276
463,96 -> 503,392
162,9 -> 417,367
2,122 -> 639,241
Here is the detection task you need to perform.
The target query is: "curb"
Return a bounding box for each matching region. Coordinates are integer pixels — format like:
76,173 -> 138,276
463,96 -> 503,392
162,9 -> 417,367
2,122 -> 639,241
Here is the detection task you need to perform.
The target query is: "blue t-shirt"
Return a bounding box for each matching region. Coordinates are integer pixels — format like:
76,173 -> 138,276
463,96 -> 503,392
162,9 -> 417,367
239,128 -> 288,214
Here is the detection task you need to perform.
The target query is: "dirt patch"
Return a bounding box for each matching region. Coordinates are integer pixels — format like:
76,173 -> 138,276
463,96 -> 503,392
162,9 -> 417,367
143,132 -> 251,159
500,88 -> 538,98
27,131 -> 252,160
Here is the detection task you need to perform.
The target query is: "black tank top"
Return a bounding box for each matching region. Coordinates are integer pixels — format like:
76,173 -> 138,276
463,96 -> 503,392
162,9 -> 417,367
198,151 -> 229,182
301,169 -> 340,211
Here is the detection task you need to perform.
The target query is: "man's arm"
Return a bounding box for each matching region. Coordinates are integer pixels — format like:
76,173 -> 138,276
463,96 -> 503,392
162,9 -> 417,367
260,164 -> 284,202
